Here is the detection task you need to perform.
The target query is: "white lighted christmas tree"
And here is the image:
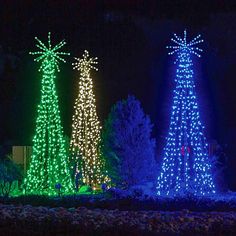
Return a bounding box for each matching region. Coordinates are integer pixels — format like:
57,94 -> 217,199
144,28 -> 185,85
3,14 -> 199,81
23,32 -> 74,195
157,30 -> 216,196
70,50 -> 107,188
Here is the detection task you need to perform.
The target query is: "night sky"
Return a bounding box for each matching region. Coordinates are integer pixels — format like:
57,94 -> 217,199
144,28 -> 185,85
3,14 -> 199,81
1,1 -> 236,189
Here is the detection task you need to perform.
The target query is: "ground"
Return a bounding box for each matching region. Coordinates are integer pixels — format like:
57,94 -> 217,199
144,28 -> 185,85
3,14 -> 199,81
0,203 -> 236,235
1,193 -> 236,235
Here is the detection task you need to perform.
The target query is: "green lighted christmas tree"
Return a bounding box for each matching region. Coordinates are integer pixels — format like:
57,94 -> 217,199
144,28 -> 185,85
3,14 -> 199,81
70,50 -> 109,189
23,32 -> 74,195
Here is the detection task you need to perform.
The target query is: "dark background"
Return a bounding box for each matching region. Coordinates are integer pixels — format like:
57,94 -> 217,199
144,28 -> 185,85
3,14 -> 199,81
0,0 -> 236,189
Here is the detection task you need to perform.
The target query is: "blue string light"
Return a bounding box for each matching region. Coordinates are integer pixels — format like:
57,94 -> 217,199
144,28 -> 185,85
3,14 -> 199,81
157,30 -> 216,196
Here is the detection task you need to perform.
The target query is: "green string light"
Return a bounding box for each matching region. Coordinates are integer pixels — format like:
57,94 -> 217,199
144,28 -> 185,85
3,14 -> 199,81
23,32 -> 74,195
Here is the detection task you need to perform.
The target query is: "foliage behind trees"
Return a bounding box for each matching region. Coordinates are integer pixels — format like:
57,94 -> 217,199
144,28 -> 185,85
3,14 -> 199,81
0,154 -> 22,197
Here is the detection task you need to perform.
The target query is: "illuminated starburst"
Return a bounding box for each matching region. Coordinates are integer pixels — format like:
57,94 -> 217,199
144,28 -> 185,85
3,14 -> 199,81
30,32 -> 70,71
73,50 -> 98,76
167,30 -> 203,63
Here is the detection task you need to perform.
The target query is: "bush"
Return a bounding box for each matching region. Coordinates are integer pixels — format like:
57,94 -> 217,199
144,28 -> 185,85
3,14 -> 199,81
101,95 -> 157,191
0,154 -> 22,197
2,192 -> 236,212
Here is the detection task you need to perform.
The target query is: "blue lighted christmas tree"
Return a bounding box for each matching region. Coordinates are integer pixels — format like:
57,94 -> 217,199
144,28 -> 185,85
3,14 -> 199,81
157,30 -> 216,196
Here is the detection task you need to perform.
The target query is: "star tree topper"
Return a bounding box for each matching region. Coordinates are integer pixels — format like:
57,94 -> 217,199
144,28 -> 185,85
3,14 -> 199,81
30,32 -> 70,71
72,50 -> 98,76
166,30 -> 203,63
